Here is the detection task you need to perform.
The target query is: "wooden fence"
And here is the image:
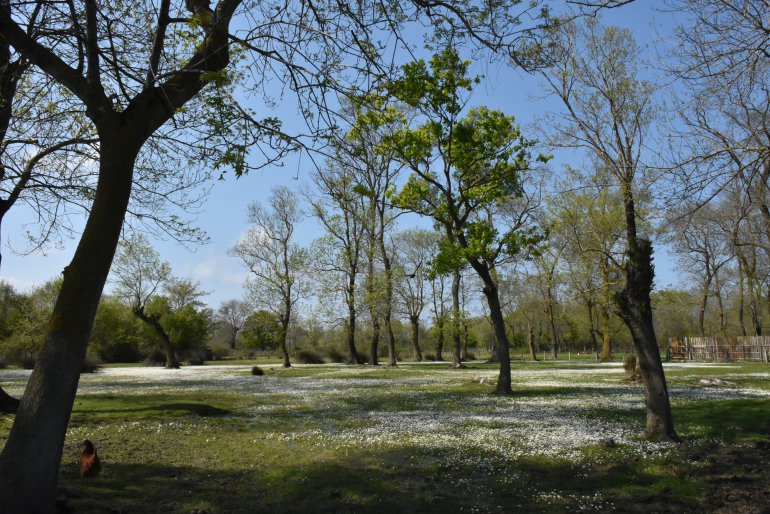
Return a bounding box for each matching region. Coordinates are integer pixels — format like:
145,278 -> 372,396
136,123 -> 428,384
667,336 -> 770,363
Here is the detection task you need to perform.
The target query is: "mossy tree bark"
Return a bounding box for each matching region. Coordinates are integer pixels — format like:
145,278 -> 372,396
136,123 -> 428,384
614,186 -> 679,441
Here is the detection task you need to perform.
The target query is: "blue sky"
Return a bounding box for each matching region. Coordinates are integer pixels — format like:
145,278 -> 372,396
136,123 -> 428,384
0,0 -> 684,308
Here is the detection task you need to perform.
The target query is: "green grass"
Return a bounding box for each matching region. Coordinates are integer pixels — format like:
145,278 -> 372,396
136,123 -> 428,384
2,360 -> 770,513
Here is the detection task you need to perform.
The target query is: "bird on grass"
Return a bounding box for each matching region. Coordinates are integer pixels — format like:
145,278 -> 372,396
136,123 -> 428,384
79,440 -> 101,478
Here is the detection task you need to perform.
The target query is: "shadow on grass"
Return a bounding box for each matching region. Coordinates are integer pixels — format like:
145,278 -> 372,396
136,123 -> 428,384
674,398 -> 770,441
56,443 -> 719,514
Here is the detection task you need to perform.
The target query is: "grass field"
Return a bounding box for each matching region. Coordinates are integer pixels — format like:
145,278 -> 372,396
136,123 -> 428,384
1,360 -> 769,513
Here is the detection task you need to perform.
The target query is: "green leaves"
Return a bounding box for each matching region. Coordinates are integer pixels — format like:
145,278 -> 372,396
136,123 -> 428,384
384,48 -> 545,269
388,47 -> 476,118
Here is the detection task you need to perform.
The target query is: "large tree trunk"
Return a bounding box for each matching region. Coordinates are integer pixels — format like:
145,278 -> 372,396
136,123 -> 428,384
434,316 -> 445,361
134,306 -> 181,369
697,272 -> 712,337
385,318 -> 397,367
366,250 -> 380,366
378,234 -> 397,367
279,320 -> 291,368
738,258 -> 747,337
346,291 -> 358,365
449,270 -> 463,368
409,315 -> 422,362
615,236 -> 678,441
0,138 -> 139,512
469,260 -> 512,395
546,295 -> 558,359
713,271 -> 726,336
587,300 -> 599,361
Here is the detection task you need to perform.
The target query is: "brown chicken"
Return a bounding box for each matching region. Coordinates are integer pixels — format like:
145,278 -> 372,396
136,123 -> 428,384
79,440 -> 101,478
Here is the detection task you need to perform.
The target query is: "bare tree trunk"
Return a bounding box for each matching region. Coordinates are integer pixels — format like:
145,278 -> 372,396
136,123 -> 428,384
449,270 -> 463,368
434,316 -> 445,361
410,315 -> 423,361
546,297 -> 558,359
0,139 -> 139,511
740,253 -> 762,335
738,257 -> 747,336
366,239 -> 380,366
346,281 -> 359,364
587,300 -> 599,361
713,270 -> 726,336
615,186 -> 677,441
385,319 -> 397,366
481,279 -> 512,394
464,259 -> 513,394
698,272 -> 712,337
379,235 -> 397,367
279,320 -> 291,368
134,306 -> 181,369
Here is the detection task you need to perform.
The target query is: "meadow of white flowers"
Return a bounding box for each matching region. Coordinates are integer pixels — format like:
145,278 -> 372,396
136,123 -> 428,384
2,362 -> 763,462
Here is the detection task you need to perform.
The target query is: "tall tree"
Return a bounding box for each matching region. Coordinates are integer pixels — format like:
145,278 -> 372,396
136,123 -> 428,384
233,186 -> 307,368
309,163 -> 366,364
216,299 -> 251,350
0,3 -> 249,505
394,229 -> 433,362
539,19 -> 677,440
670,0 -> 770,327
552,167 -> 625,361
427,261 -> 451,361
0,1 -> 639,508
387,48 -> 545,393
344,99 -> 403,366
532,234 -> 566,359
112,233 -> 180,369
667,202 -> 734,336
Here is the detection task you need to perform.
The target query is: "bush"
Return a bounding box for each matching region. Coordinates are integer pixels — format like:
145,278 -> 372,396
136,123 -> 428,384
325,348 -> 346,363
187,354 -> 205,365
143,348 -> 167,367
0,333 -> 40,369
185,347 -> 211,365
96,340 -> 142,363
296,349 -> 325,364
208,342 -> 231,361
424,353 -> 435,361
251,365 -> 265,376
